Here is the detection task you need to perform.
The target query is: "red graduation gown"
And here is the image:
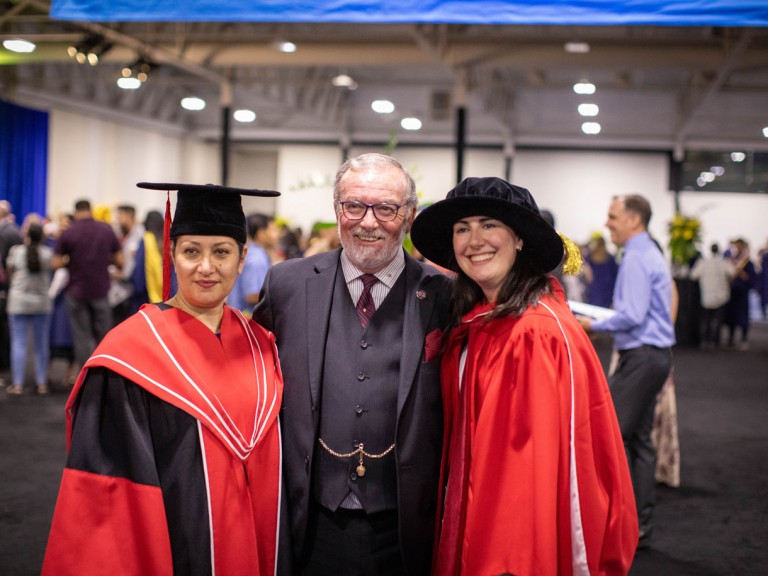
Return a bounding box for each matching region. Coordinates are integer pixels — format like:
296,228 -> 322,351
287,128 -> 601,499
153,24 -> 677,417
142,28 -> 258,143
435,283 -> 638,576
43,304 -> 283,576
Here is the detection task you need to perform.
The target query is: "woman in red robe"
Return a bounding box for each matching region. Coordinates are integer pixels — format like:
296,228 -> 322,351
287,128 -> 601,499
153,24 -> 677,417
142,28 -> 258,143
43,183 -> 283,576
411,177 -> 638,576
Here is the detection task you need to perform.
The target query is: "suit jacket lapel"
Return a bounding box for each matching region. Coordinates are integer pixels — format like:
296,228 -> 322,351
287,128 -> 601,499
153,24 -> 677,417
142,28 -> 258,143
397,254 -> 436,415
306,249 -> 340,409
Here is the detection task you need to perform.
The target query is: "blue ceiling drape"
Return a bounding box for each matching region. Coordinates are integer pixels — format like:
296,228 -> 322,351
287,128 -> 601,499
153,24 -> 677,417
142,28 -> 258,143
50,0 -> 768,26
0,99 -> 49,224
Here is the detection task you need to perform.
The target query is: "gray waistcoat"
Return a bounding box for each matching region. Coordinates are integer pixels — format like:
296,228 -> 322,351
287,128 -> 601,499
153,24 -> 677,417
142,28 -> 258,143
314,266 -> 406,513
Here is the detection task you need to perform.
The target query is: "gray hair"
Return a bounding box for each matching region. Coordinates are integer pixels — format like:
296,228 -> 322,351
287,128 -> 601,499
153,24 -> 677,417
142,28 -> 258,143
333,153 -> 417,209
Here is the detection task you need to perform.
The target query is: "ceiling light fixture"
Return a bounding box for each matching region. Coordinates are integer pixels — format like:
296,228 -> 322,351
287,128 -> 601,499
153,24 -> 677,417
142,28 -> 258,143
763,127 -> 768,138
233,109 -> 257,123
274,40 -> 296,53
401,117 -> 422,131
565,42 -> 590,54
116,77 -> 141,90
573,81 -> 596,95
2,39 -> 36,53
67,36 -> 111,66
731,152 -> 746,162
371,100 -> 395,114
135,60 -> 151,82
581,122 -> 601,135
118,59 -> 153,88
332,74 -> 357,90
578,103 -> 599,117
181,97 -> 206,111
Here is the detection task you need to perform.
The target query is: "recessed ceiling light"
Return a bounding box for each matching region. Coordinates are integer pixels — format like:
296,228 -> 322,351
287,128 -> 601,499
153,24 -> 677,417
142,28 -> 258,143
581,122 -> 601,135
763,127 -> 768,138
578,103 -> 599,117
274,40 -> 296,53
181,97 -> 206,111
565,42 -> 590,54
371,100 -> 395,114
711,166 -> 725,176
573,81 -> 596,95
3,39 -> 36,53
332,74 -> 357,89
117,77 -> 141,90
731,152 -> 746,162
401,117 -> 422,131
699,171 -> 715,183
234,109 -> 256,123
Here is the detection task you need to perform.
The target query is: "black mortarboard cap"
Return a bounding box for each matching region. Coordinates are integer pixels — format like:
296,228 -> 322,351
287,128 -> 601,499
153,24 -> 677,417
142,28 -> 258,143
137,182 -> 280,244
136,181 -> 281,300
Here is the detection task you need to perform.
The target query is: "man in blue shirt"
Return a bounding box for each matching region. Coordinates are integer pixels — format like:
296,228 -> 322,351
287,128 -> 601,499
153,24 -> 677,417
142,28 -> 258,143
578,194 -> 675,550
227,213 -> 273,315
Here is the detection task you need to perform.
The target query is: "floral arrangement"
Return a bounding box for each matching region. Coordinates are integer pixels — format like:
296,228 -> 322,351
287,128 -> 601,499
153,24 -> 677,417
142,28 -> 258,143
668,213 -> 701,266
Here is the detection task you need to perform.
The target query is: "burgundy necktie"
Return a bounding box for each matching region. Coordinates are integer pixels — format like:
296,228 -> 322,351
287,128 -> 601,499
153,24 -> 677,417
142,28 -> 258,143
356,273 -> 378,327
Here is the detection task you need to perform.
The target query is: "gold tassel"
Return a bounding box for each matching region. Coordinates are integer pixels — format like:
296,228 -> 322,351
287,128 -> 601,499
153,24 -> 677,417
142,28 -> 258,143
558,232 -> 583,276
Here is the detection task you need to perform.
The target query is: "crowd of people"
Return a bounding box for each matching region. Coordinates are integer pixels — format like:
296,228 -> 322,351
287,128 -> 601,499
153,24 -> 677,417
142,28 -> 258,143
1,153 -> 767,575
550,226 -> 766,352
0,198 -> 309,393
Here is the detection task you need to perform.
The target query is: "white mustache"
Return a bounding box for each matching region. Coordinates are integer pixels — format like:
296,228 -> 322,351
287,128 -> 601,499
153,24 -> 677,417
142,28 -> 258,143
353,228 -> 385,241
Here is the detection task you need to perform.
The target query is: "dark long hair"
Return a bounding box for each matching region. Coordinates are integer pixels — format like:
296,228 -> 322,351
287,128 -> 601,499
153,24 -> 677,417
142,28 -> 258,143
448,242 -> 554,326
25,222 -> 44,274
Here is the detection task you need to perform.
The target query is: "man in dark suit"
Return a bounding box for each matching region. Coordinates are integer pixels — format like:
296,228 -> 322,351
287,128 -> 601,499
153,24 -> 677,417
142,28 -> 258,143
253,153 -> 451,575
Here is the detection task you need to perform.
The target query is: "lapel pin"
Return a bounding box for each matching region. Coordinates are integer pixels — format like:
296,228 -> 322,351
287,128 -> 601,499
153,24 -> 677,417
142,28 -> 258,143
416,290 -> 426,300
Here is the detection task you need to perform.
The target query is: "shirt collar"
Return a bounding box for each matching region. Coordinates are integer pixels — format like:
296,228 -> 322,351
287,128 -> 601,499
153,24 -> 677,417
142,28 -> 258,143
340,248 -> 405,289
625,230 -> 650,250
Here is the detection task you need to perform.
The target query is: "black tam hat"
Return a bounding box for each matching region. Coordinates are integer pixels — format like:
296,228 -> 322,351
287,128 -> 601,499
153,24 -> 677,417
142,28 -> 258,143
136,182 -> 280,299
411,177 -> 564,274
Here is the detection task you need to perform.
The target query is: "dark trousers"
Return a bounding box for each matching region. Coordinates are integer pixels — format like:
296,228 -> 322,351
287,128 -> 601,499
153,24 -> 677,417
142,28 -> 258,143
300,502 -> 405,576
609,345 -> 673,536
700,305 -> 725,346
65,295 -> 112,370
0,290 -> 9,370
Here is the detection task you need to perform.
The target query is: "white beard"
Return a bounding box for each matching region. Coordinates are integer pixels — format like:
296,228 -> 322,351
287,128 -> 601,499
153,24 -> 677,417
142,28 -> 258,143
339,221 -> 407,272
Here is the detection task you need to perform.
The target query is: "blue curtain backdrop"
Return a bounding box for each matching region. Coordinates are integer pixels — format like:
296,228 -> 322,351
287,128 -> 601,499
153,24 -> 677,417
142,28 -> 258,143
51,0 -> 768,26
0,99 -> 49,223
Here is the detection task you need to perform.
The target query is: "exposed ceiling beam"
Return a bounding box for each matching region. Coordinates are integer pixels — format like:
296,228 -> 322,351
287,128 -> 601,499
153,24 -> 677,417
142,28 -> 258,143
0,0 -> 35,27
674,28 -> 757,156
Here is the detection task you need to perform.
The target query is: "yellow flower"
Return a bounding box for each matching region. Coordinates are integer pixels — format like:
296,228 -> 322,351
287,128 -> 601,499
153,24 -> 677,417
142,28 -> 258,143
667,213 -> 701,266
